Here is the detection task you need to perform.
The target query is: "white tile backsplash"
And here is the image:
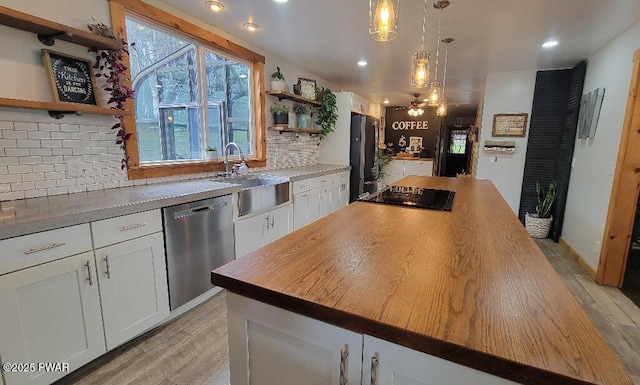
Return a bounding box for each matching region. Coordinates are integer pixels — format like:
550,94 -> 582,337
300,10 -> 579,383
0,120 -> 321,202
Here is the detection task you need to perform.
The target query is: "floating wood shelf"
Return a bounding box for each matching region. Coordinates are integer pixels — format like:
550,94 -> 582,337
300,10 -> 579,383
0,97 -> 131,119
268,126 -> 322,134
0,6 -> 122,50
483,149 -> 515,155
266,90 -> 321,106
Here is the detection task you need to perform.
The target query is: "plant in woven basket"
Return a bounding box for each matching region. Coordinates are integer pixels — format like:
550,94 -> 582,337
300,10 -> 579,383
535,180 -> 557,218
88,22 -> 135,169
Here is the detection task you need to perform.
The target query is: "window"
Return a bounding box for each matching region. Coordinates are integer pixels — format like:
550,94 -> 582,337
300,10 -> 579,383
126,17 -> 252,163
108,0 -> 266,179
449,129 -> 468,154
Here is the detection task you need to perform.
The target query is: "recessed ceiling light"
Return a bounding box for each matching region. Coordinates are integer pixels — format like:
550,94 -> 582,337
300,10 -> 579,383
243,22 -> 260,32
274,0 -> 289,2
383,99 -> 389,104
206,1 -> 224,12
357,60 -> 368,67
542,40 -> 559,48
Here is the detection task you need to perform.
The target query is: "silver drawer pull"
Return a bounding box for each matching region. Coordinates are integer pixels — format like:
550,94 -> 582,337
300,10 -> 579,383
119,223 -> 147,232
340,345 -> 349,385
370,353 -> 379,385
24,242 -> 66,255
104,255 -> 111,279
85,260 -> 93,286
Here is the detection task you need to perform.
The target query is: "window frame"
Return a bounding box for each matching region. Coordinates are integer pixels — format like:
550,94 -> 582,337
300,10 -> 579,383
109,0 -> 266,179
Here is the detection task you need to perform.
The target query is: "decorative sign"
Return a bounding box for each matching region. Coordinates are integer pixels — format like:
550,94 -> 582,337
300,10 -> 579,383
577,88 -> 605,139
298,77 -> 317,100
409,136 -> 423,153
42,49 -> 99,105
492,113 -> 528,137
391,120 -> 429,130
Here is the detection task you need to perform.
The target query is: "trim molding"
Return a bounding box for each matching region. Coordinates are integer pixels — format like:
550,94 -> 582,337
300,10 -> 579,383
559,238 -> 597,281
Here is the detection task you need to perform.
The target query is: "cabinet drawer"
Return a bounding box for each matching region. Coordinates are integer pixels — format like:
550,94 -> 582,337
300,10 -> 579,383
332,171 -> 349,184
0,224 -> 92,275
292,180 -> 312,194
91,209 -> 162,249
309,175 -> 331,190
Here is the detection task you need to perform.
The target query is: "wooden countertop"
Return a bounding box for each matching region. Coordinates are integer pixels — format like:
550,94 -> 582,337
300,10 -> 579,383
212,176 -> 633,385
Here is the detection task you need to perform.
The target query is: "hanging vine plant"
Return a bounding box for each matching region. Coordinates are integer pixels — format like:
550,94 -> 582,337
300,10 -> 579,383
88,22 -> 135,169
316,87 -> 337,141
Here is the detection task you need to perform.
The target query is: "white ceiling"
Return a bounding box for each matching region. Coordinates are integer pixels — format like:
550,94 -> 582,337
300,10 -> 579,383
162,0 -> 640,110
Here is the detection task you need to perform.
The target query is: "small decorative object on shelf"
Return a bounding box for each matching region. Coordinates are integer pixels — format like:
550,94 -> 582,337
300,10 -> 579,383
297,77 -> 317,100
270,103 -> 290,126
205,146 -> 218,160
270,66 -> 287,92
42,49 -> 100,106
525,180 -> 557,238
294,103 -> 311,129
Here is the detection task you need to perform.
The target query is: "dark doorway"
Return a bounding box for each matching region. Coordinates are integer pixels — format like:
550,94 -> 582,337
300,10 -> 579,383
621,196 -> 640,307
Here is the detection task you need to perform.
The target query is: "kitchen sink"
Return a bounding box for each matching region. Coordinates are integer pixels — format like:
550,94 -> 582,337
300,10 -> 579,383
212,176 -> 290,216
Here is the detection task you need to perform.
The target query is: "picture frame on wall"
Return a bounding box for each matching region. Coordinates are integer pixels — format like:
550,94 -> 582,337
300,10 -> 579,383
409,136 -> 423,153
492,113 -> 528,137
297,77 -> 317,100
42,49 -> 100,106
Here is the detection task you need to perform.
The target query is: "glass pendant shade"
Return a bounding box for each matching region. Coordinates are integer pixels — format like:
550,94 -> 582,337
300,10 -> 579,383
369,0 -> 399,41
427,82 -> 441,107
411,51 -> 430,88
408,107 -> 424,117
436,99 -> 447,117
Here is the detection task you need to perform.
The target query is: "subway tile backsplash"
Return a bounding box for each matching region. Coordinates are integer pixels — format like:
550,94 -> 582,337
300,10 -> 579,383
0,120 -> 319,202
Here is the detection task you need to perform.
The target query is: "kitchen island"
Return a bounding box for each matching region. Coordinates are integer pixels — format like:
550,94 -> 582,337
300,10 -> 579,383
211,176 -> 633,385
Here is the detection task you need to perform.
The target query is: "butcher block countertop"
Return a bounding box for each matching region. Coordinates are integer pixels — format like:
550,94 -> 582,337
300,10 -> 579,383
212,176 -> 633,385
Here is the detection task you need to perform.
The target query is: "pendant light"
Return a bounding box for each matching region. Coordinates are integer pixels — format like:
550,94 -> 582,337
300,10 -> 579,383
369,0 -> 399,42
437,38 -> 453,117
411,0 -> 430,88
427,0 -> 449,107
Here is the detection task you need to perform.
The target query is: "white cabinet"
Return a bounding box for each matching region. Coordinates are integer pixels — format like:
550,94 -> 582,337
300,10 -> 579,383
362,335 -> 517,385
95,232 -> 169,350
0,252 -> 106,385
234,204 -> 293,259
381,160 -> 405,185
227,293 -> 363,385
294,190 -> 321,231
294,172 -> 349,230
381,160 -> 434,185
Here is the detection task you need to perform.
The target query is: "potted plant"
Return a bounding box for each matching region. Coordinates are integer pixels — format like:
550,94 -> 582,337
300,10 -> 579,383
525,180 -> 557,238
271,104 -> 290,127
316,87 -> 338,140
270,66 -> 287,92
205,146 -> 218,160
294,103 -> 311,129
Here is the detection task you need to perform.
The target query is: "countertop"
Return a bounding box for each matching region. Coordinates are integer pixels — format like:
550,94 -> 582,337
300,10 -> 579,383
212,176 -> 633,385
0,164 -> 350,241
391,156 -> 435,161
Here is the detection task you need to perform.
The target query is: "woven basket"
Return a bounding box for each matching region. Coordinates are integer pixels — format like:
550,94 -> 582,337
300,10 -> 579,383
525,213 -> 553,239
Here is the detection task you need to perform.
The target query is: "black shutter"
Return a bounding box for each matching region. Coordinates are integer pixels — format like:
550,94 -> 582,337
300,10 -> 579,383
519,61 -> 587,241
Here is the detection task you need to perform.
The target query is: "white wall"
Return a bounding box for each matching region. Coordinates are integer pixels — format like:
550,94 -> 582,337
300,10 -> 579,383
0,0 -> 337,201
563,22 -> 640,269
476,70 -> 537,214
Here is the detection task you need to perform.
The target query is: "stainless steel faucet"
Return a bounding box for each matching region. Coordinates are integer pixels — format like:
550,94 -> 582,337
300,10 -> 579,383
223,142 -> 246,175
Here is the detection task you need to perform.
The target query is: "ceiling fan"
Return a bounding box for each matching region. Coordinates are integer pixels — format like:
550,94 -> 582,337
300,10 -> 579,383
395,94 -> 427,116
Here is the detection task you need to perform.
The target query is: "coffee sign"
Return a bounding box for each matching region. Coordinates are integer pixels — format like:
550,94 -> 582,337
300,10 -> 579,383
42,49 -> 99,105
391,120 -> 429,130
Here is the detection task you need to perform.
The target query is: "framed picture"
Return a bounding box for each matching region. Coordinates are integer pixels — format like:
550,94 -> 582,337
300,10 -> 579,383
492,113 -> 528,137
42,49 -> 100,106
409,136 -> 423,153
298,77 -> 317,100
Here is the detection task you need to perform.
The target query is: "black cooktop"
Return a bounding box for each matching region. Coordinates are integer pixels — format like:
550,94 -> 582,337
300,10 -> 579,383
359,185 -> 455,211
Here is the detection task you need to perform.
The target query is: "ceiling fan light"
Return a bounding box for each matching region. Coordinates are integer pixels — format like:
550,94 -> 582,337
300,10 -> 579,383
369,0 -> 399,42
411,50 -> 430,88
436,99 -> 447,117
427,82 -> 441,107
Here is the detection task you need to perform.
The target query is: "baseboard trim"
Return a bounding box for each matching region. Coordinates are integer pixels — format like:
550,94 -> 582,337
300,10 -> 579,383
559,237 -> 597,280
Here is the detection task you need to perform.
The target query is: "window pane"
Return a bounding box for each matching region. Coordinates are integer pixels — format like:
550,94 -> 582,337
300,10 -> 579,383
227,120 -> 251,155
449,130 -> 467,154
137,122 -> 162,162
160,108 -> 201,160
206,65 -> 225,101
226,63 -> 250,118
157,48 -> 197,103
208,106 -> 222,153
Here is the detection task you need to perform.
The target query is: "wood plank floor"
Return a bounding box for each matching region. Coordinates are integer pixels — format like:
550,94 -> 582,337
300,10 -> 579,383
56,239 -> 640,385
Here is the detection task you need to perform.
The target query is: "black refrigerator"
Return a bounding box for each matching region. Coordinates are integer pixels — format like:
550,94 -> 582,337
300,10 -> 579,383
349,113 -> 379,202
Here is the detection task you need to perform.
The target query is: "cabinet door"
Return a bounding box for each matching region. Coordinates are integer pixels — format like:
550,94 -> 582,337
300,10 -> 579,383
227,293 -> 362,385
0,252 -> 105,385
267,204 -> 293,244
308,188 -> 322,223
362,335 -> 517,385
96,233 -> 169,350
339,181 -> 349,208
235,213 -> 268,258
330,183 -> 340,212
319,188 -> 331,217
293,193 -> 310,231
403,160 -> 433,177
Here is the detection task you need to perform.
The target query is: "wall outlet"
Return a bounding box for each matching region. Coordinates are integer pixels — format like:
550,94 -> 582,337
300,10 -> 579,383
595,240 -> 602,254
66,158 -> 84,178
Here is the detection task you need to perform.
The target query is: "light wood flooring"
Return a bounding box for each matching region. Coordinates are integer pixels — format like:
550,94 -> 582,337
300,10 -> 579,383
56,239 -> 640,385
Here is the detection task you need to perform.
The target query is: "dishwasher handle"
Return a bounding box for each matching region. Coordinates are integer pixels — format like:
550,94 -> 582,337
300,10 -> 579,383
173,200 -> 228,219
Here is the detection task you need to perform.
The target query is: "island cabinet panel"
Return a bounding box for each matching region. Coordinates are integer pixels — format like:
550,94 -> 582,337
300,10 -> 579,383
227,293 -> 363,385
96,232 -> 169,350
0,252 -> 106,385
363,335 -> 518,385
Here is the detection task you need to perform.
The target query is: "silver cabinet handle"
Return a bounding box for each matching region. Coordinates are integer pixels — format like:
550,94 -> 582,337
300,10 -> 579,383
103,255 -> 111,279
270,215 -> 275,228
24,242 -> 66,255
370,353 -> 379,385
85,260 -> 93,286
340,345 -> 349,385
119,222 -> 146,232
265,215 -> 270,230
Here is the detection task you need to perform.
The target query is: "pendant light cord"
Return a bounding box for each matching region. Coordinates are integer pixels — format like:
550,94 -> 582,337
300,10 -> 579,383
442,41 -> 448,94
434,12 -> 442,82
420,0 -> 428,50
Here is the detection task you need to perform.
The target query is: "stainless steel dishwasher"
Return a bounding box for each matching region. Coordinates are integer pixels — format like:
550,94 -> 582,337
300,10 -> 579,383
163,194 -> 235,310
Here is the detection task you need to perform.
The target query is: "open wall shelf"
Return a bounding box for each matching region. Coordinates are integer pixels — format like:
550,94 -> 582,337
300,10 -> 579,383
268,126 -> 322,134
0,97 -> 131,119
266,90 -> 321,107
